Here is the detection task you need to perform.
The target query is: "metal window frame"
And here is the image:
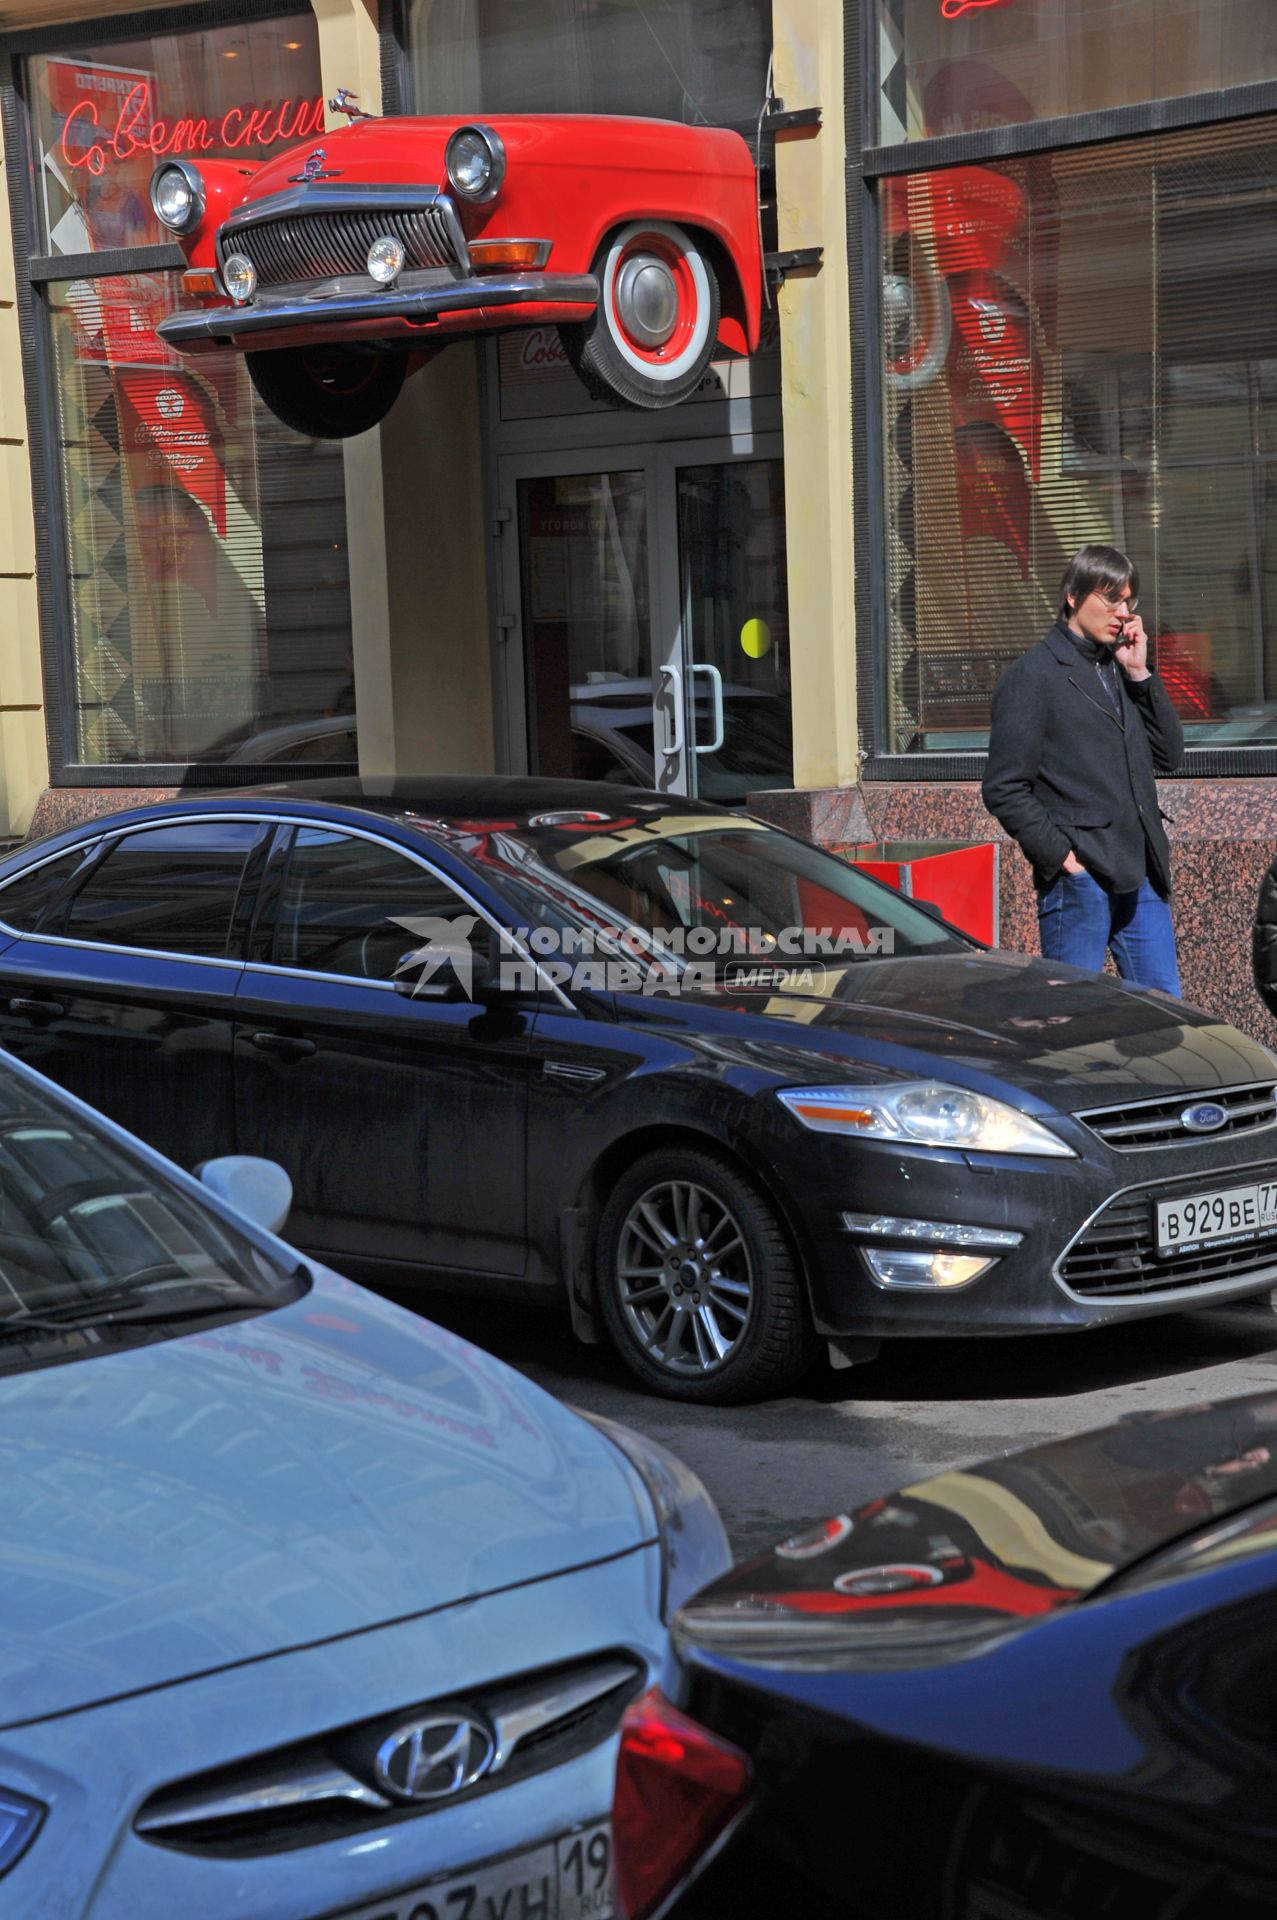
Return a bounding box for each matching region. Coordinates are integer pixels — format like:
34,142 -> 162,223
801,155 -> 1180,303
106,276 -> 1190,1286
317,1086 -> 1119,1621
852,27 -> 1277,778
0,0 -> 357,789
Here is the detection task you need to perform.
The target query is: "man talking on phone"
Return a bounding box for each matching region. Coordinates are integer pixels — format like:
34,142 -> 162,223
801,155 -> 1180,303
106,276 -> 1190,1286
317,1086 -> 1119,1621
982,543 -> 1184,993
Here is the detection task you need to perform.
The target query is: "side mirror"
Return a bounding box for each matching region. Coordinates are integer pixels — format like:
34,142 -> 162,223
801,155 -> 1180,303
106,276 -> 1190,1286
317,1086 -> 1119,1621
198,1155 -> 294,1234
393,947 -> 493,1003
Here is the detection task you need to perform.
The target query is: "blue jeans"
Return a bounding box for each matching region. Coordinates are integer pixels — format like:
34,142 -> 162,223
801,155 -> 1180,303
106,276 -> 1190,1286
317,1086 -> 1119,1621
1037,869 -> 1181,995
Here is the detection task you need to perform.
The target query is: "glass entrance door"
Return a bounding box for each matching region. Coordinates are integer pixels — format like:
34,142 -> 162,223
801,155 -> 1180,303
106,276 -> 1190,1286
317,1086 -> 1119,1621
674,454 -> 792,803
497,434 -> 789,802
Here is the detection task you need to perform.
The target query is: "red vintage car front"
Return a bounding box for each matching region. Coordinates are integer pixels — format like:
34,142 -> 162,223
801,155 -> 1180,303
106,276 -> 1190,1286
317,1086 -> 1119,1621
151,111 -> 763,437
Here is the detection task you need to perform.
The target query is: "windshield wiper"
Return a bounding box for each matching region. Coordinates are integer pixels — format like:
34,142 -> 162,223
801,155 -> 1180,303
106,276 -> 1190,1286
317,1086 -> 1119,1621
0,1278 -> 261,1338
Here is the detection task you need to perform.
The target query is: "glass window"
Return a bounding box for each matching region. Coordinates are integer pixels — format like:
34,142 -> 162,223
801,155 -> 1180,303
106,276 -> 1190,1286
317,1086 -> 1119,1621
28,20 -> 324,257
48,277 -> 354,766
519,471 -> 650,781
0,1067 -> 299,1349
25,18 -> 355,772
61,820 -> 260,955
276,828 -> 477,981
407,0 -> 770,133
876,0 -> 1277,145
0,849 -> 94,933
879,116 -> 1277,751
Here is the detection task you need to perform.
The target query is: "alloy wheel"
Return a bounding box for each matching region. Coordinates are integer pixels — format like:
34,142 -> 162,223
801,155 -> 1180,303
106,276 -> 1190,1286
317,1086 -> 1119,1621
615,1178 -> 754,1377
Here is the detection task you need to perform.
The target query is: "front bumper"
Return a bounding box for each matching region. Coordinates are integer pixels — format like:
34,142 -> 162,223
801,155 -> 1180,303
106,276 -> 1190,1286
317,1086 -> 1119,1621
0,1547 -> 661,1919
770,1122 -> 1277,1339
157,268 -> 599,353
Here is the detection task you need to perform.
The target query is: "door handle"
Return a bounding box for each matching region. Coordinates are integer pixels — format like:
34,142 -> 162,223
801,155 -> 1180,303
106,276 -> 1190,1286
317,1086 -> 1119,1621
246,1030 -> 316,1059
8,996 -> 65,1021
658,663 -> 684,759
690,662 -> 725,754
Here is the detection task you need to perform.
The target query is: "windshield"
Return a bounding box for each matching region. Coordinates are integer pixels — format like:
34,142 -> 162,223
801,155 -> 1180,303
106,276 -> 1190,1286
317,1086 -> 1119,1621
0,1069 -> 304,1368
420,808 -> 968,981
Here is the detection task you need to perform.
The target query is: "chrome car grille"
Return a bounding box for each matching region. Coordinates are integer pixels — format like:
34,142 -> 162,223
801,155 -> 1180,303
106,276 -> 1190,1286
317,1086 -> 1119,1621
135,1653 -> 642,1856
1058,1174 -> 1277,1299
1078,1081 -> 1277,1150
227,204 -> 462,286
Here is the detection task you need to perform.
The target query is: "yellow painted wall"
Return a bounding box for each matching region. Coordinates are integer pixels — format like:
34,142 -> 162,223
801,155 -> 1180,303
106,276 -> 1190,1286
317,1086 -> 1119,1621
773,0 -> 860,792
0,125 -> 45,839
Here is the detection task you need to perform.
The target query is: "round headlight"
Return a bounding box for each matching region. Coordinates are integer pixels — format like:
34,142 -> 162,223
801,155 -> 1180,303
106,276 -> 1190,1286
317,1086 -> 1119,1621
222,253 -> 257,306
150,162 -> 205,234
445,124 -> 505,203
367,234 -> 406,286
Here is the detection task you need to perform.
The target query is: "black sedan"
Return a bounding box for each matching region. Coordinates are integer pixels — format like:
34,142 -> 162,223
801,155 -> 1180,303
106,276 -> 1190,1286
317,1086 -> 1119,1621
614,1393 -> 1277,1919
1,777 -> 1276,1404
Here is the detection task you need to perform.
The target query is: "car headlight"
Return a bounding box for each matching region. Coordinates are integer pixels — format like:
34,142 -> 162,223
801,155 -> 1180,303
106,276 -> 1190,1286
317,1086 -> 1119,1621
0,1791 -> 43,1876
150,161 -> 205,234
445,123 -> 506,203
778,1081 -> 1075,1157
581,1412 -> 731,1621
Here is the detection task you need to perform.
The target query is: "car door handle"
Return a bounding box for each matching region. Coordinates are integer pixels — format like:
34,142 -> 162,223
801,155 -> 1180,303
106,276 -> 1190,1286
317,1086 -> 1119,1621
246,1030 -> 316,1059
8,996 -> 65,1021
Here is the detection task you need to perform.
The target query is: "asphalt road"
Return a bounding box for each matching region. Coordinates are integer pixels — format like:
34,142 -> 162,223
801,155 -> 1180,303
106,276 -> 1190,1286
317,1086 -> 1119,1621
414,1290 -> 1277,1559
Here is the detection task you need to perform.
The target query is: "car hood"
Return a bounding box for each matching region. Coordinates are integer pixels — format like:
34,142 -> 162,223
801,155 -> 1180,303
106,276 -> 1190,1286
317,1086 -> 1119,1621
0,1272 -> 651,1726
665,951 -> 1277,1112
676,1392 -> 1277,1670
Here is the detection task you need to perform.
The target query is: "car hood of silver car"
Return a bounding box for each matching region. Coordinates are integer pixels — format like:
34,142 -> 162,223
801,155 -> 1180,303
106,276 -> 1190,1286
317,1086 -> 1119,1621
0,1270 -> 652,1725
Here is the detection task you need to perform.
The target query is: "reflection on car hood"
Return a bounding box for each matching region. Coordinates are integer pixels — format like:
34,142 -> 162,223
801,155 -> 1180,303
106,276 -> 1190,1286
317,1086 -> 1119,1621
672,952 -> 1277,1110
0,1271 -> 649,1726
677,1392 -> 1277,1671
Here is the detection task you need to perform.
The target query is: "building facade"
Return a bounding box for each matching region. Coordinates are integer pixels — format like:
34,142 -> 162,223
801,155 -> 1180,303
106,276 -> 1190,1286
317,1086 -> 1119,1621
0,0 -> 1275,1038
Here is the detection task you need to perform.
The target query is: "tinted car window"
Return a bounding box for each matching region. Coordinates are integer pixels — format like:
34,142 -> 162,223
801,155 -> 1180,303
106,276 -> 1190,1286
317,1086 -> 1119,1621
275,827 -> 477,981
0,848 -> 94,933
62,821 -> 261,957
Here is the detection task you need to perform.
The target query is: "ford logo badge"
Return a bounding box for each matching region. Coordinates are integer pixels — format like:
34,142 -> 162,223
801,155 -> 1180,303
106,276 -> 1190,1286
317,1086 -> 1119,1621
1181,1102 -> 1228,1133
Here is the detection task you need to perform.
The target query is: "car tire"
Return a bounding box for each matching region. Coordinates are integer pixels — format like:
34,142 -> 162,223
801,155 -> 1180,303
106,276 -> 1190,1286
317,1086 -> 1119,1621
595,1145 -> 817,1403
245,347 -> 406,439
559,221 -> 720,410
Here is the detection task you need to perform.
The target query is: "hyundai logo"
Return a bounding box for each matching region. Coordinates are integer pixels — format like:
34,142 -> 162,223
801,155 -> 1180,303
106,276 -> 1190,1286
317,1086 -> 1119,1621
1181,1101 -> 1229,1133
374,1712 -> 495,1802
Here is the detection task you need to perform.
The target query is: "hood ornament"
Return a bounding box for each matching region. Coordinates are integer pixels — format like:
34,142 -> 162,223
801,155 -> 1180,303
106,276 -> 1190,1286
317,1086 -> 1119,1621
288,147 -> 342,183
329,87 -> 374,120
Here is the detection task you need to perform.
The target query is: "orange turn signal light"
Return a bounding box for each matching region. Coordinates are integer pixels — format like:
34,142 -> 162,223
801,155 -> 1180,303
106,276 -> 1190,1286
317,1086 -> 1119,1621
468,239 -> 547,271
790,1104 -> 876,1128
182,268 -> 223,297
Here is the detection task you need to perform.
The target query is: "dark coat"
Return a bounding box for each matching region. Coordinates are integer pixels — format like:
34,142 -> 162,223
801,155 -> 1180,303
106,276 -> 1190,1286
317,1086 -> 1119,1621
981,622 -> 1184,893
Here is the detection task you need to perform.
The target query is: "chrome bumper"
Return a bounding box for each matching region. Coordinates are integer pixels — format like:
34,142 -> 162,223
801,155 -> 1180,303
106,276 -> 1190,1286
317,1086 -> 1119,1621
156,268 -> 600,349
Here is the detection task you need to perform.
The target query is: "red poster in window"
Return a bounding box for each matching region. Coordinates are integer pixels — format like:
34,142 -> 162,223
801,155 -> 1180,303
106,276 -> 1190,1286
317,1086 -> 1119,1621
946,271 -> 1041,481
116,368 -> 227,537
927,166 -> 1026,279
955,423 -> 1030,576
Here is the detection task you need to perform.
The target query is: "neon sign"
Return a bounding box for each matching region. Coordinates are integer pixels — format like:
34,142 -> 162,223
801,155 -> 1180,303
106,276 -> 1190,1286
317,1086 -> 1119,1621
60,80 -> 325,175
941,0 -> 1018,17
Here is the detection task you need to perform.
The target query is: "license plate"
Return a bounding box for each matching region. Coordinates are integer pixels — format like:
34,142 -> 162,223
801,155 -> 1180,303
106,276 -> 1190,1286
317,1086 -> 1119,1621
1156,1180 -> 1277,1255
333,1823 -> 613,1920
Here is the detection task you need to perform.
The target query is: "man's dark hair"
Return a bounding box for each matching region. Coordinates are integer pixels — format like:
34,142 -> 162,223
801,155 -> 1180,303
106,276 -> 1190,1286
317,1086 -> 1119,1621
1058,543 -> 1139,620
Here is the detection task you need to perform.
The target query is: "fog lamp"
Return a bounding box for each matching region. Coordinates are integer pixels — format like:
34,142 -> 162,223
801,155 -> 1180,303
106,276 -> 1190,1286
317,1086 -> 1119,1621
863,1247 -> 996,1290
222,253 -> 257,306
367,234 -> 406,286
